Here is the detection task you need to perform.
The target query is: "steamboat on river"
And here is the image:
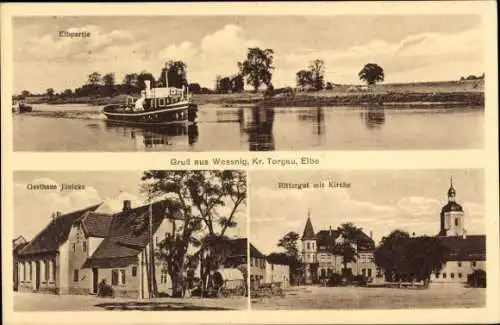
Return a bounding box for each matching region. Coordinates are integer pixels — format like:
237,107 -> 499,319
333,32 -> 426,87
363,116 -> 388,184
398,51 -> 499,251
102,80 -> 197,126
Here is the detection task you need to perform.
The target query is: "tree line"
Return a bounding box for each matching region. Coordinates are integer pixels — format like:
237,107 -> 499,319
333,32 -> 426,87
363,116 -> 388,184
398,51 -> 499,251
17,46 -> 390,99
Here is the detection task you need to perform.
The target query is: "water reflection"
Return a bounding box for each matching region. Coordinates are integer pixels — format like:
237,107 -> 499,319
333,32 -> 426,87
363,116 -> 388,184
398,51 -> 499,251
104,122 -> 199,149
297,106 -> 325,136
243,106 -> 275,151
360,107 -> 386,129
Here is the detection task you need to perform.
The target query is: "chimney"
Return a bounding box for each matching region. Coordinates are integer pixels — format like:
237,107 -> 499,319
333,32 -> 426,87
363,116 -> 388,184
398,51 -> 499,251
123,200 -> 132,211
52,211 -> 62,222
370,231 -> 373,239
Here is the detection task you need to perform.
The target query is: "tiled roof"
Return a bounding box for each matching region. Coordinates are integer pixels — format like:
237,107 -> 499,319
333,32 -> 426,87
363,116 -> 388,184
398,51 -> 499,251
80,212 -> 114,238
222,238 -> 264,259
301,217 -> 316,240
19,204 -> 102,256
316,229 -> 340,250
438,235 -> 486,261
266,252 -> 293,265
316,228 -> 375,252
83,200 -> 178,267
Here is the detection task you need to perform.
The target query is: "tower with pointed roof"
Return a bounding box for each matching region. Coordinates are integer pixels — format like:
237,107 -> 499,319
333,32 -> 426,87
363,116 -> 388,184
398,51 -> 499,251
439,177 -> 466,237
301,209 -> 318,283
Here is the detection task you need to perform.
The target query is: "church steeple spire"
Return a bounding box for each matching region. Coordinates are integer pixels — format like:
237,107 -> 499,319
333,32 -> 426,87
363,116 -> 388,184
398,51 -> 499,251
448,176 -> 456,201
301,209 -> 316,240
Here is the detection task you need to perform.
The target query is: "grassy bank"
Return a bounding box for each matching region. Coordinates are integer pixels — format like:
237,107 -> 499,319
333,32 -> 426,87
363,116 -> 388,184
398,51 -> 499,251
23,79 -> 484,108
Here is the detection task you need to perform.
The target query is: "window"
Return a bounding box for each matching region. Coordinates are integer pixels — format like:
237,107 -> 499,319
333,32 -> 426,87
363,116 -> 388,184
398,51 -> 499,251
367,269 -> 372,277
451,273 -> 455,279
132,266 -> 137,277
72,243 -> 76,252
82,241 -> 87,252
160,270 -> 168,284
29,263 -> 32,281
120,270 -> 126,284
458,261 -> 462,267
45,261 -> 49,281
112,270 -> 119,285
435,273 -> 440,279
472,261 -> 477,267
458,273 -> 462,278
307,242 -> 310,250
362,268 -> 366,276
443,273 -> 447,279
73,270 -> 79,282
455,218 -> 458,226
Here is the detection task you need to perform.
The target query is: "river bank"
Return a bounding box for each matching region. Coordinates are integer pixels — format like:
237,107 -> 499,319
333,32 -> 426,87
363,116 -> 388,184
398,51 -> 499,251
22,80 -> 484,108
26,91 -> 484,109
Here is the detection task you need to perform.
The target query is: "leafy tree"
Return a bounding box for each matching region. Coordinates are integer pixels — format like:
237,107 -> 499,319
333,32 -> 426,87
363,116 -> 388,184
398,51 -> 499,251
103,73 -> 115,86
21,90 -> 31,97
216,76 -> 232,94
277,231 -> 304,285
374,229 -> 410,282
231,74 -> 245,93
358,63 -> 385,85
62,89 -> 73,97
141,170 -> 246,297
188,83 -> 201,94
87,72 -> 102,86
123,73 -> 138,87
405,236 -> 448,284
46,88 -> 55,97
325,82 -> 333,90
309,59 -> 325,90
335,223 -> 372,275
374,230 -> 448,285
296,70 -> 313,88
238,47 -> 275,91
137,71 -> 156,90
158,60 -> 188,88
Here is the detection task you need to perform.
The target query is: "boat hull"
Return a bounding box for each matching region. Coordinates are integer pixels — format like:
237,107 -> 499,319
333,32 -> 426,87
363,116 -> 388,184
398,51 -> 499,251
103,102 -> 197,126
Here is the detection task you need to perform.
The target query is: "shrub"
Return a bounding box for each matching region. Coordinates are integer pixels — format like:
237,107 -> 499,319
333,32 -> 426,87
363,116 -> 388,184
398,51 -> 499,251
467,269 -> 486,288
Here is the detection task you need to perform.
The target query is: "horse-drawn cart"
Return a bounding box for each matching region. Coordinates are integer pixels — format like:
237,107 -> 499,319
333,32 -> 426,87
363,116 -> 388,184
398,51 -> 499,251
250,281 -> 284,298
208,268 -> 246,297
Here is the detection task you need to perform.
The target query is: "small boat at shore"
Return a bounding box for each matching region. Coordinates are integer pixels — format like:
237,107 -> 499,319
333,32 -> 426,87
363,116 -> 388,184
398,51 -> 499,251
102,80 -> 197,126
12,100 -> 33,113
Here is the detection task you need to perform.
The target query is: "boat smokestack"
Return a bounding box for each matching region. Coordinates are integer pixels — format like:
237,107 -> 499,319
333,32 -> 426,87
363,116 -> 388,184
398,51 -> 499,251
144,80 -> 151,98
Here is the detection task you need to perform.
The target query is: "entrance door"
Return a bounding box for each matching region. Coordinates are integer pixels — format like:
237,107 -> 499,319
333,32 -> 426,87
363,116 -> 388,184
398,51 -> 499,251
92,268 -> 99,294
35,261 -> 41,291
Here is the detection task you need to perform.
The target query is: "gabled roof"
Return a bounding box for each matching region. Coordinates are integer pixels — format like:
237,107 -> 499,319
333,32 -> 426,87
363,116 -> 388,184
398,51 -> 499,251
316,229 -> 340,250
266,252 -> 293,265
302,217 -> 316,240
438,235 -> 486,261
83,200 -> 178,268
80,212 -> 114,238
222,238 -> 265,259
250,242 -> 266,259
19,204 -> 102,256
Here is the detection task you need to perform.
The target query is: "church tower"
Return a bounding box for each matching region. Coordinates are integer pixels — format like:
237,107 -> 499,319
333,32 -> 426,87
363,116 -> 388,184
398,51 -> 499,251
301,209 -> 317,283
439,177 -> 466,237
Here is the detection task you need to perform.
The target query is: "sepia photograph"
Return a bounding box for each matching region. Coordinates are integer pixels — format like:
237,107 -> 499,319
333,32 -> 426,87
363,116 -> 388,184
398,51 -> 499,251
249,169 -> 486,309
11,14 -> 484,151
12,170 -> 248,311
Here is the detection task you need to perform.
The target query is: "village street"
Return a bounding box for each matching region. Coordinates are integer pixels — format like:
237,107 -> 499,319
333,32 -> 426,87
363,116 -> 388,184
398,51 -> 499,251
251,285 -> 486,310
14,292 -> 248,311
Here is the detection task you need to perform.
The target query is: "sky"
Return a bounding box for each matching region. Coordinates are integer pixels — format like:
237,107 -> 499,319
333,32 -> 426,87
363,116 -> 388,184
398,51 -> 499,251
250,169 -> 485,255
13,171 -> 247,241
13,15 -> 484,94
